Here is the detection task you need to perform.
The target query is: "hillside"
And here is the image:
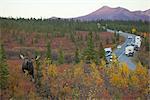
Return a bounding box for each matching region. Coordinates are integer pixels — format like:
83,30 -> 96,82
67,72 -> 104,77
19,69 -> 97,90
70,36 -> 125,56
76,6 -> 150,21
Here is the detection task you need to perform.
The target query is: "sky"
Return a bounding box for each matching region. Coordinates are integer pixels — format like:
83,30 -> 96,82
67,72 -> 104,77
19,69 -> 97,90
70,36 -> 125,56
0,0 -> 149,18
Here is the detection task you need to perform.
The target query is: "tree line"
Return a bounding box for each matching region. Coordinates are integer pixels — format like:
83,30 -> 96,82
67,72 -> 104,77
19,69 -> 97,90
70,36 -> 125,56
0,17 -> 149,35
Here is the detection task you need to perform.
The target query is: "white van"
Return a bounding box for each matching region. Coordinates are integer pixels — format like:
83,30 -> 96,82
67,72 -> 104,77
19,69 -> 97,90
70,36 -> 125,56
135,36 -> 141,43
104,48 -> 112,63
134,36 -> 142,51
125,46 -> 134,57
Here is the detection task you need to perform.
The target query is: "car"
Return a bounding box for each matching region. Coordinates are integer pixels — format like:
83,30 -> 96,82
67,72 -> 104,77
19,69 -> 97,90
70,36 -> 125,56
117,45 -> 121,49
128,36 -> 132,39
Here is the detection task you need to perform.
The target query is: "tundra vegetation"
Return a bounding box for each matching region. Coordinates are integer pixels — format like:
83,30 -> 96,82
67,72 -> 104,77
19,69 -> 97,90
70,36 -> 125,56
0,17 -> 149,99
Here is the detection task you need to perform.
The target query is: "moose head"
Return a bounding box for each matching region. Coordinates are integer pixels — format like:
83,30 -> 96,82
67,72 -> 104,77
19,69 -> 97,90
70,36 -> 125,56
20,54 -> 40,82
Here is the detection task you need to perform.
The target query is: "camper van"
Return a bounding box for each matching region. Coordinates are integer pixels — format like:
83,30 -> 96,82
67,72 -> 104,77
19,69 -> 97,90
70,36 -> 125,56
104,48 -> 112,63
134,36 -> 142,51
135,36 -> 141,43
125,46 -> 134,57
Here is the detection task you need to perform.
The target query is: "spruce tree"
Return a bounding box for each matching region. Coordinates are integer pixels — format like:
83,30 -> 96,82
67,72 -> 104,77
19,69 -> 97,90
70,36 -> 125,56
35,58 -> 42,87
46,41 -> 52,64
70,32 -> 75,43
75,48 -> 80,64
98,42 -> 105,59
35,51 -> 42,92
82,32 -> 98,64
0,43 -> 9,89
58,48 -> 64,64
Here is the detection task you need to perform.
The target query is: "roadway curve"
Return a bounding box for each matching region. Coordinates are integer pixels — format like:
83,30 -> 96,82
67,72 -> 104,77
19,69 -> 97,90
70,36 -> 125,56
107,29 -> 137,70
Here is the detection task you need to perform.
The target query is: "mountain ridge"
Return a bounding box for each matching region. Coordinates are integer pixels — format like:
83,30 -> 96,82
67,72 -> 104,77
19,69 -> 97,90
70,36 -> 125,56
74,6 -> 150,21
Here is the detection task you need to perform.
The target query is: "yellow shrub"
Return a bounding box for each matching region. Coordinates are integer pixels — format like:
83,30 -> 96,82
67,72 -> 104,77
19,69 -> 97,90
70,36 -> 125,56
48,64 -> 58,78
73,64 -> 84,78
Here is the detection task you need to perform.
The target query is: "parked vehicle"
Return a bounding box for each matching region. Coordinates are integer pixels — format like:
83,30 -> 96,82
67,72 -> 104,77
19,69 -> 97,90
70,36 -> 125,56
117,45 -> 121,49
125,46 -> 134,57
128,35 -> 132,39
134,36 -> 142,51
135,36 -> 141,43
104,48 -> 112,63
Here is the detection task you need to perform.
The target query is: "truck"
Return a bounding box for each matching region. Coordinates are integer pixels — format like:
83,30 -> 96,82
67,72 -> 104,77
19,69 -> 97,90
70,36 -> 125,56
134,36 -> 142,51
104,48 -> 112,63
135,36 -> 141,43
125,46 -> 134,57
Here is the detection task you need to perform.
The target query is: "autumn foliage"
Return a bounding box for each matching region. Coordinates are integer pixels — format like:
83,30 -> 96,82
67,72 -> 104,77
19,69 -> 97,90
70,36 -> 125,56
1,58 -> 149,99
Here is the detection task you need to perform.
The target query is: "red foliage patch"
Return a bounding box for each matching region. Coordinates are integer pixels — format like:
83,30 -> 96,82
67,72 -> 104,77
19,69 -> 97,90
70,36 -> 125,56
51,37 -> 75,53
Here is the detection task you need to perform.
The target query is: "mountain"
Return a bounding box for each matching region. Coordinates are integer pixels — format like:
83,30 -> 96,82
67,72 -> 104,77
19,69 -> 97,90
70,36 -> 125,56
75,6 -> 150,21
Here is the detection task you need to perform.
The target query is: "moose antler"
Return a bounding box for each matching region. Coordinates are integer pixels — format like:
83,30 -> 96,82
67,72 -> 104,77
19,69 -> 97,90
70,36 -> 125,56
35,55 -> 40,60
20,54 -> 25,59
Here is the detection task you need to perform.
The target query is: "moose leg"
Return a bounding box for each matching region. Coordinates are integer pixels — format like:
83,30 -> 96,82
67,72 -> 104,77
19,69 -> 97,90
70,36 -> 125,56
22,68 -> 25,73
29,70 -> 35,82
31,74 -> 35,82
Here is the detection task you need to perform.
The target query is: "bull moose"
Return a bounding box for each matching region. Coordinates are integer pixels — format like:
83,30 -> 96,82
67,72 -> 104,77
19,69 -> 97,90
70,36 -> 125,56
20,54 -> 40,81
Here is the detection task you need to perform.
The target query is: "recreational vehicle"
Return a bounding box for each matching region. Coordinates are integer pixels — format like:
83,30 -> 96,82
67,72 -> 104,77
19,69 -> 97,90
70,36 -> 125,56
125,46 -> 134,57
104,48 -> 112,63
134,36 -> 142,51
